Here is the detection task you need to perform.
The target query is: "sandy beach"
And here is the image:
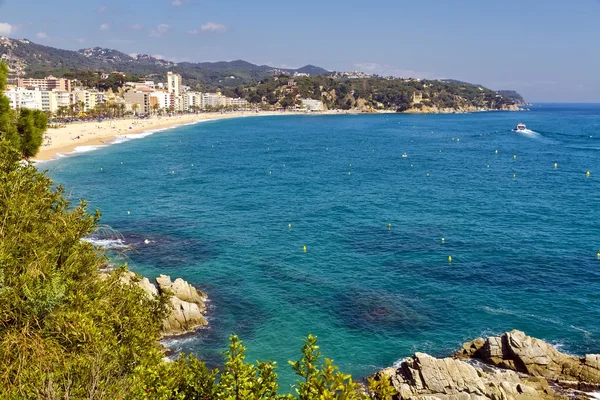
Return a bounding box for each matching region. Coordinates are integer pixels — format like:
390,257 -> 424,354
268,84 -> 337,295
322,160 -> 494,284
34,111 -> 278,161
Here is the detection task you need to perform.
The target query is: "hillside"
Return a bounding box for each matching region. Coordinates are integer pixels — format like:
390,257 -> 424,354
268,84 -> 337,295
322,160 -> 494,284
0,37 -> 329,91
224,75 -> 524,112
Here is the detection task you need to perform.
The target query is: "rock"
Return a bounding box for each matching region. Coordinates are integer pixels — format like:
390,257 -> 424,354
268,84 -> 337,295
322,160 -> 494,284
115,270 -> 208,337
373,352 -> 558,400
155,274 -> 208,336
456,330 -> 600,390
156,274 -> 207,306
161,296 -> 208,336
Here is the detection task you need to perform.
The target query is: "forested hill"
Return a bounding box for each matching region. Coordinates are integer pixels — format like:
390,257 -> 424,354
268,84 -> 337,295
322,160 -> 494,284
223,76 -> 524,113
0,37 -> 329,90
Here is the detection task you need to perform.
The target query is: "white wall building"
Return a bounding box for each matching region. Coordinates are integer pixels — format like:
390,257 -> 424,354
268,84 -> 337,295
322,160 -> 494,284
301,98 -> 324,112
167,72 -> 182,97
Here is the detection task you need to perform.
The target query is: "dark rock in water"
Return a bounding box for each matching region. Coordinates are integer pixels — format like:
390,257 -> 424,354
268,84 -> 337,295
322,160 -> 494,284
372,330 -> 599,399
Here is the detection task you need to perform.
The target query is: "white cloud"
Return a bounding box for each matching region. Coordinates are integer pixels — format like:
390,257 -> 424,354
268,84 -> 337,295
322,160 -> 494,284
131,23 -> 143,30
171,0 -> 183,6
76,38 -> 86,44
129,53 -> 138,58
152,54 -> 165,60
36,32 -> 48,39
100,23 -> 110,31
149,24 -> 170,37
186,29 -> 199,35
97,5 -> 107,12
0,22 -> 14,36
200,22 -> 228,33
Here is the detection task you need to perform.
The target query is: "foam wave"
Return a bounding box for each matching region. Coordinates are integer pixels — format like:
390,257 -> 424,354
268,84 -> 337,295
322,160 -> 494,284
74,145 -> 108,153
82,237 -> 128,249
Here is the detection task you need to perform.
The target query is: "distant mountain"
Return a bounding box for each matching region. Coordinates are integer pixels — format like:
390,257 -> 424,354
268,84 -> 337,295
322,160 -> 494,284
0,38 -> 330,90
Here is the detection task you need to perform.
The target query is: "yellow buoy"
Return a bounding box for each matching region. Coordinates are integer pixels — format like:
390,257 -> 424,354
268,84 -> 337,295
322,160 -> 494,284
303,246 -> 307,253
127,211 -> 130,215
597,251 -> 600,258
514,154 -> 517,159
448,256 -> 452,263
513,174 -> 517,178
269,171 -> 272,174
495,150 -> 498,154
452,137 -> 455,141
586,171 -> 591,177
100,167 -> 103,171
288,224 -> 291,229
388,223 -> 392,230
441,238 -> 445,243
426,173 -> 430,177
554,163 -> 557,168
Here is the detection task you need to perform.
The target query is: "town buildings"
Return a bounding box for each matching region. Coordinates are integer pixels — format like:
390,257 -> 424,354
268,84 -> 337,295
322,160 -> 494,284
4,71 -> 250,114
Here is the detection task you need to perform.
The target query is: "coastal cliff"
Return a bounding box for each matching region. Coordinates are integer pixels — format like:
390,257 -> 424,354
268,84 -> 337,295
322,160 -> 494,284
371,330 -> 599,400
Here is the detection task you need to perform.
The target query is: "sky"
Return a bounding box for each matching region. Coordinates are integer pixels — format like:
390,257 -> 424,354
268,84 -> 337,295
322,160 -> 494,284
0,0 -> 599,102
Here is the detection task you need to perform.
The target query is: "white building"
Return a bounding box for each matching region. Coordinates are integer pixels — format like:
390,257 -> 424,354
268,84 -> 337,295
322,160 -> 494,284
226,97 -> 249,108
185,92 -> 203,110
150,91 -> 172,111
301,98 -> 324,112
167,72 -> 182,97
202,93 -> 227,108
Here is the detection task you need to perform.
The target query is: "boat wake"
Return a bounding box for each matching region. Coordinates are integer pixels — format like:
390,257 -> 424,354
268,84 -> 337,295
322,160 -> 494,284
513,128 -> 540,137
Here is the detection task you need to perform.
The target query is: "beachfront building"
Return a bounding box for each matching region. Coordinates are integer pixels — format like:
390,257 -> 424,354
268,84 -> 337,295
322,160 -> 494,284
167,72 -> 182,97
17,75 -> 72,92
71,89 -> 104,112
150,90 -> 172,111
124,91 -> 151,114
4,87 -> 43,110
226,97 -> 249,109
185,92 -> 203,111
202,93 -> 227,108
301,98 -> 324,112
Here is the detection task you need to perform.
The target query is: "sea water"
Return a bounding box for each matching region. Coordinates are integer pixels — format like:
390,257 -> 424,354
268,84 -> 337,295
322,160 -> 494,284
46,104 -> 600,387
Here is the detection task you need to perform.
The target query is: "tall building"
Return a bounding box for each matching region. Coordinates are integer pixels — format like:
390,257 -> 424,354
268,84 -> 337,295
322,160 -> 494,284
167,72 -> 182,97
17,75 -> 72,92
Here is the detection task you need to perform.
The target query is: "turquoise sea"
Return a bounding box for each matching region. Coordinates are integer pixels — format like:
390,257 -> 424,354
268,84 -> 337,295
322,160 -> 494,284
46,104 -> 600,387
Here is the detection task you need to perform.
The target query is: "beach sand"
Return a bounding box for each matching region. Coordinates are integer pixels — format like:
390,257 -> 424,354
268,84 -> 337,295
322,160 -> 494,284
34,112 -> 277,161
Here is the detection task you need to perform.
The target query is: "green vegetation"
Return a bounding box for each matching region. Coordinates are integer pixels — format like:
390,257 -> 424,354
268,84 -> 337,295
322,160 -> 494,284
0,62 -> 47,157
0,61 -> 397,399
225,76 -> 520,112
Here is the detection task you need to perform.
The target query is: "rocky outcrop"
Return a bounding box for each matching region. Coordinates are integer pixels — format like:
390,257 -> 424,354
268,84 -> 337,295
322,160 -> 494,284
372,331 -> 599,400
119,271 -> 208,337
455,330 -> 600,392
374,352 -> 558,400
155,274 -> 208,336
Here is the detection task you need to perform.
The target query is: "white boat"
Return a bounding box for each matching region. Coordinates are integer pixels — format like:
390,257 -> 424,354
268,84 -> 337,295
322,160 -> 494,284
402,153 -> 408,158
513,123 -> 527,131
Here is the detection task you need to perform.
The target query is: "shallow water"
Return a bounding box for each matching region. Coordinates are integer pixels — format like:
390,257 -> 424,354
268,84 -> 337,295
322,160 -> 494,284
46,104 -> 600,387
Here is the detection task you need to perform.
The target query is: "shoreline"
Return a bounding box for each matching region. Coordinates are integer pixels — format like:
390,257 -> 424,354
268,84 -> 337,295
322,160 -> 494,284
34,111 -> 283,162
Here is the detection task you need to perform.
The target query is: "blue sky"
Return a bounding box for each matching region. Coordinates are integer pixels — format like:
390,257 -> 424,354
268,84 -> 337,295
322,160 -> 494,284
1,0 -> 599,102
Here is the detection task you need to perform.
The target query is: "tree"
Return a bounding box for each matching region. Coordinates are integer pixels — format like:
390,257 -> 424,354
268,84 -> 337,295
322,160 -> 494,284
16,108 -> 47,158
0,142 -> 168,398
0,62 -> 47,158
